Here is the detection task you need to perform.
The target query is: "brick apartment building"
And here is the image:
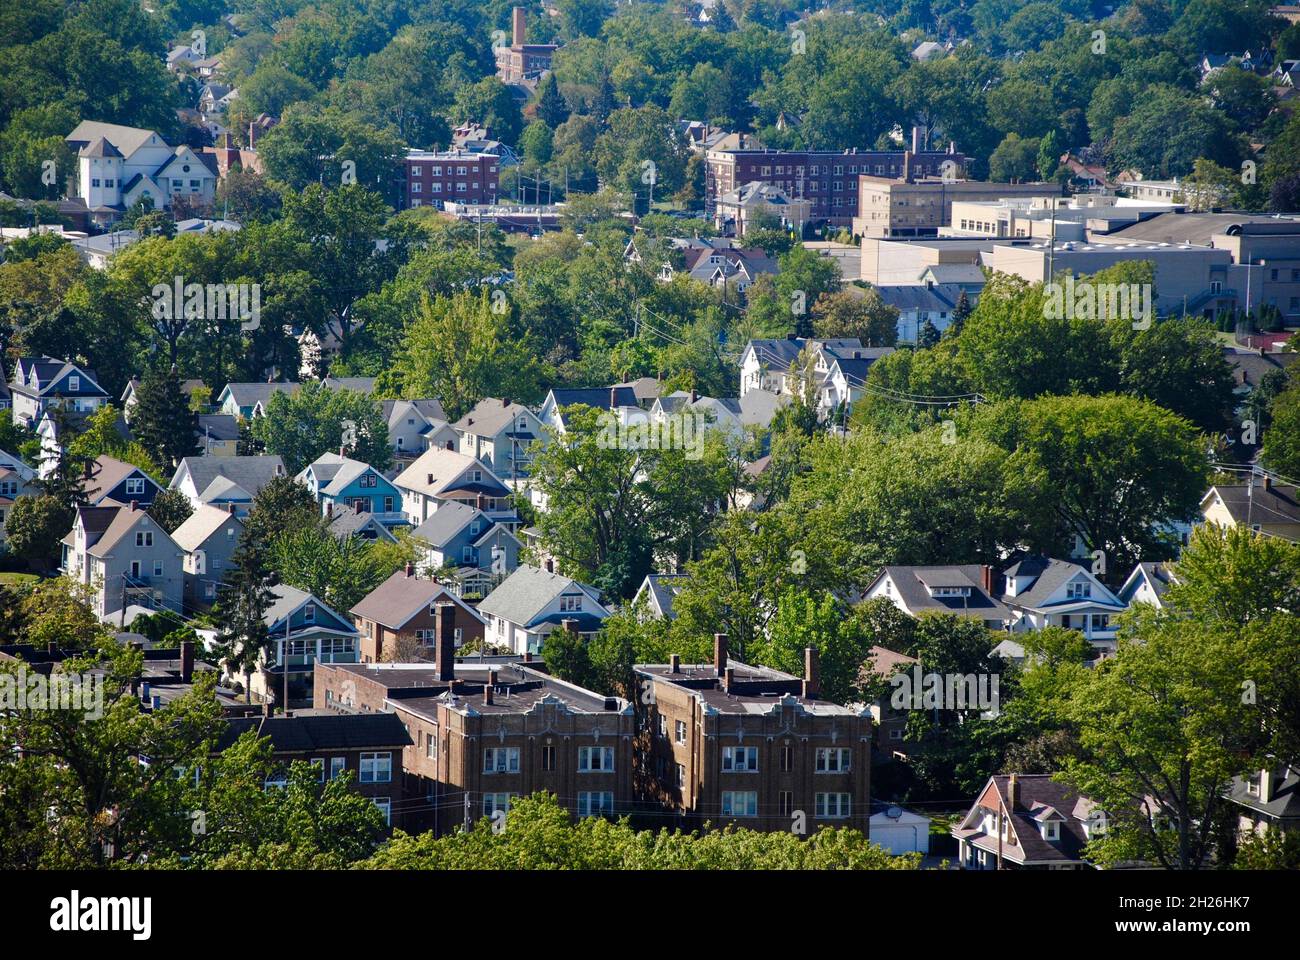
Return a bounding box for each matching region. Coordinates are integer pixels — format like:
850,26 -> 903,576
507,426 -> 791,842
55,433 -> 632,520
634,636 -> 872,833
316,618 -> 633,835
706,131 -> 967,229
350,564 -> 485,663
398,149 -> 500,210
495,7 -> 558,83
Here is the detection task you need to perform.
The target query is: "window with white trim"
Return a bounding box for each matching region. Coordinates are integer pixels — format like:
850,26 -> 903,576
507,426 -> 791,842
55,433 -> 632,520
578,791 -> 613,816
816,792 -> 851,819
578,746 -> 614,772
722,746 -> 759,772
815,747 -> 851,772
359,752 -> 392,783
373,797 -> 391,825
483,747 -> 520,773
721,791 -> 758,817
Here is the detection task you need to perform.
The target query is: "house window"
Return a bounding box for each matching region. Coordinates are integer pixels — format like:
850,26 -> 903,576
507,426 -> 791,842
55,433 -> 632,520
304,604 -> 315,623
721,791 -> 758,817
484,793 -> 516,816
542,745 -> 555,770
425,733 -> 436,758
153,560 -> 163,577
483,747 -> 520,773
329,757 -> 346,780
559,595 -> 581,612
1067,580 -> 1091,599
578,746 -> 614,772
815,747 -> 851,773
781,745 -> 793,771
359,752 -> 392,783
722,746 -> 759,772
675,763 -> 685,788
136,531 -> 154,547
373,797 -> 391,826
675,720 -> 687,744
578,791 -> 614,817
657,715 -> 667,738
310,758 -> 325,782
1044,821 -> 1060,841
125,478 -> 145,495
816,793 -> 851,819
779,791 -> 794,816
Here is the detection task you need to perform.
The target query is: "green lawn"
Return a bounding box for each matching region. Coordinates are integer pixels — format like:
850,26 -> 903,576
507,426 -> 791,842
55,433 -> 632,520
0,572 -> 40,586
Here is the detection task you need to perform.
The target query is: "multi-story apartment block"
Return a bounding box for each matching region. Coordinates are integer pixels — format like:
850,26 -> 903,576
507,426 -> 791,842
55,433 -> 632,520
494,7 -> 558,83
634,636 -> 872,833
706,136 -> 968,229
398,150 -> 500,210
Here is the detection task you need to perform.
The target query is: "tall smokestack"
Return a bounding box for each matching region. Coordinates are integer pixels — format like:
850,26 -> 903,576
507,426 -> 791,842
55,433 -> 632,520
435,603 -> 456,681
911,125 -> 921,154
512,6 -> 526,46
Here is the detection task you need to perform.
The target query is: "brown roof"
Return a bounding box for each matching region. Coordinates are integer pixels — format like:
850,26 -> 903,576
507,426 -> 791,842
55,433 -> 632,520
349,569 -> 482,630
865,645 -> 918,678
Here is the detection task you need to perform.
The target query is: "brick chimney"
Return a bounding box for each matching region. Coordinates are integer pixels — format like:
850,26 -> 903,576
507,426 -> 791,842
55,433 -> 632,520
981,564 -> 994,595
129,500 -> 138,511
427,473 -> 435,485
610,387 -> 619,408
354,500 -> 363,514
228,502 -> 237,514
483,683 -> 494,705
476,493 -> 486,510
669,653 -> 681,674
179,640 -> 194,683
404,561 -> 415,578
713,633 -> 728,677
545,558 -> 554,573
512,6 -> 526,46
1007,773 -> 1019,810
435,602 -> 456,681
1263,475 -> 1273,492
325,501 -> 333,517
724,666 -> 735,693
802,646 -> 820,699
562,617 -> 579,637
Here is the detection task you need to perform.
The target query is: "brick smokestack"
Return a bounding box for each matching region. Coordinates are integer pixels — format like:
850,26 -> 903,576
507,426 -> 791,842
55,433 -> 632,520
435,602 -> 456,681
724,666 -> 735,693
802,646 -> 820,699
713,633 -> 728,677
180,640 -> 194,683
563,617 -> 579,637
512,7 -> 526,46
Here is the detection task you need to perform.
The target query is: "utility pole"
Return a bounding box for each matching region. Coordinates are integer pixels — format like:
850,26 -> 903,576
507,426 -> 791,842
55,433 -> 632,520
282,616 -> 290,716
464,791 -> 472,832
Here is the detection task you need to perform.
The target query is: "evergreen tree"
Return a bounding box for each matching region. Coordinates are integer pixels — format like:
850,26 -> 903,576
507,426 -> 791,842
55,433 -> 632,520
949,290 -> 972,336
918,317 -> 941,349
211,530 -> 274,704
35,405 -> 90,509
590,70 -> 615,125
535,72 -> 570,128
131,366 -> 198,469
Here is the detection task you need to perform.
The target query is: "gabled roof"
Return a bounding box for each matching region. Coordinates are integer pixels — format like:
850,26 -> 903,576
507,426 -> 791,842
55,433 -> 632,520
349,569 -> 482,630
1118,561 -> 1177,606
411,500 -> 480,548
1002,556 -> 1122,610
477,565 -> 607,628
452,397 -> 537,437
66,121 -> 163,158
953,774 -> 1096,864
545,386 -> 639,413
327,509 -> 397,542
872,565 -> 1011,621
173,455 -> 285,501
382,398 -> 447,431
170,503 -> 242,553
0,450 -> 36,482
82,455 -> 156,505
635,573 -> 689,619
79,137 -> 123,159
865,645 -> 919,678
9,357 -> 107,399
264,584 -> 353,634
1202,483 -> 1300,528
197,414 -> 239,441
297,452 -> 385,498
393,447 -> 507,499
77,504 -> 172,558
218,382 -> 297,408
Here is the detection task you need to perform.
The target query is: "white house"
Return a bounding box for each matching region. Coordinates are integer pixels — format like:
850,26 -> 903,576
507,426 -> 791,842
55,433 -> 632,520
476,564 -> 610,655
393,446 -> 516,527
1000,556 -> 1127,653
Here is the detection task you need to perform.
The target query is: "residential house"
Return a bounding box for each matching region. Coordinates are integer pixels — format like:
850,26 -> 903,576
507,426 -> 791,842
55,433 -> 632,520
169,455 -> 286,515
215,712 -> 411,829
81,455 -> 163,508
393,446 -> 517,527
327,509 -> 398,544
120,377 -> 206,422
65,121 -> 217,225
349,566 -> 485,663
861,645 -> 920,757
1227,764 -> 1300,837
713,181 -> 812,237
170,502 -> 243,609
451,398 -> 543,482
635,638 -> 871,832
295,452 -> 404,528
1118,561 -> 1178,610
538,386 -> 641,434
1200,477 -> 1300,542
953,774 -> 1112,870
62,502 -> 184,621
8,356 -> 109,429
410,500 -> 520,596
862,565 -> 1014,630
0,450 -> 36,550
632,573 -> 689,620
196,414 -> 239,456
1000,556 -> 1127,652
476,564 -> 610,655
874,282 -> 967,343
381,398 -> 452,458
221,584 -> 359,706
215,377 -> 378,419
738,338 -> 891,413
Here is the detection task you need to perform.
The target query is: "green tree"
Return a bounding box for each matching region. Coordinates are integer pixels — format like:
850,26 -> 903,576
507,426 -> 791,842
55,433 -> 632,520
810,288 -> 898,346
252,382 -> 390,475
147,487 -> 193,533
211,530 -> 274,702
1262,379 -> 1300,481
130,365 -> 198,469
3,494 -> 73,568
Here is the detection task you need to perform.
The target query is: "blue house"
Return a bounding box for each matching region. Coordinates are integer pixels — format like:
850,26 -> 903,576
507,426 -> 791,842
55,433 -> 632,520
220,584 -> 360,707
83,455 -> 164,507
411,500 -> 521,596
296,452 -> 405,528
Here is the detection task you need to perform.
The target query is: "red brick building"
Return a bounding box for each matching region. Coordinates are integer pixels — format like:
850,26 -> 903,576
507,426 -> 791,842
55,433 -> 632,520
494,7 -> 558,83
705,137 -> 968,229
350,565 -> 485,663
399,150 -> 500,210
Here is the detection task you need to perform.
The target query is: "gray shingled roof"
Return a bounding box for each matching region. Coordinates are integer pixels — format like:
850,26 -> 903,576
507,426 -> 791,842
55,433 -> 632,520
876,565 -> 1011,620
173,455 -> 285,501
477,564 -> 603,627
349,569 -> 476,630
411,501 -> 478,548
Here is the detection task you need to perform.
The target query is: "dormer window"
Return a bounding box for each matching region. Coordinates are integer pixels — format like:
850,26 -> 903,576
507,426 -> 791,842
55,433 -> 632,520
1246,773 -> 1261,796
559,595 -> 581,612
1043,821 -> 1060,841
928,585 -> 971,598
